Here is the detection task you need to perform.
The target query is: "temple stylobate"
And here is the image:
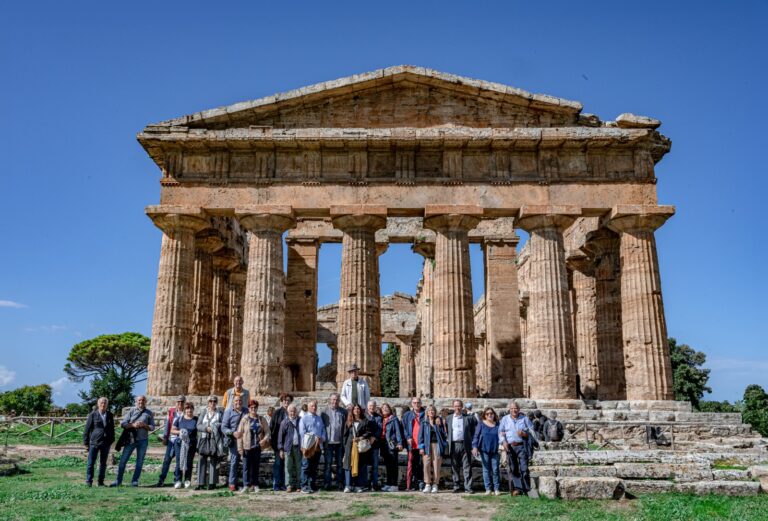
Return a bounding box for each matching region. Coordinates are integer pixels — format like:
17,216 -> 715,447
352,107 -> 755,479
139,66 -> 674,400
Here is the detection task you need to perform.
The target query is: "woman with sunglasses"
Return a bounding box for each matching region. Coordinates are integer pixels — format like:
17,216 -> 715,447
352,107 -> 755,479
472,407 -> 501,495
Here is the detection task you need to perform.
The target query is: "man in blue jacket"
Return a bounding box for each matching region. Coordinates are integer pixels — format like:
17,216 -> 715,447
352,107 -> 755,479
221,394 -> 247,491
401,397 -> 425,491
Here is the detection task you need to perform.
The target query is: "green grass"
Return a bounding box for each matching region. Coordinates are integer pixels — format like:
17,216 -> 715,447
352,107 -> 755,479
1,456 -> 768,520
0,424 -> 166,448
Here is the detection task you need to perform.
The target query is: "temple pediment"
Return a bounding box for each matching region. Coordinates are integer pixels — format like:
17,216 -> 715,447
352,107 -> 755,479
148,66 -> 585,130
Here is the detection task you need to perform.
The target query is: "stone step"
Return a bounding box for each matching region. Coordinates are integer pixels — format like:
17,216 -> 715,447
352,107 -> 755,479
532,449 -> 768,467
624,479 -> 761,497
539,476 -> 762,499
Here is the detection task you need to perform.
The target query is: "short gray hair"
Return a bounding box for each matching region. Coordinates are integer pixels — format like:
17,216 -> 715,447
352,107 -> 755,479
97,397 -> 108,405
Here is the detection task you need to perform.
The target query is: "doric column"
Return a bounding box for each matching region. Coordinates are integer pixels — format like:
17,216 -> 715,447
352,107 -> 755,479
227,269 -> 246,385
567,252 -> 599,400
412,242 -> 435,398
397,334 -> 416,398
608,205 -> 675,401
331,208 -> 387,395
483,235 -> 523,397
584,229 -> 626,400
424,209 -> 481,397
146,210 -> 208,396
238,208 -> 296,395
519,291 -> 529,397
187,230 -> 223,396
283,237 -> 320,392
211,249 -> 238,395
516,206 -> 580,399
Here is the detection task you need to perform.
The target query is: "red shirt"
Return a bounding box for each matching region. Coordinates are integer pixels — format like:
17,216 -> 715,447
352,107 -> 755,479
411,416 -> 420,449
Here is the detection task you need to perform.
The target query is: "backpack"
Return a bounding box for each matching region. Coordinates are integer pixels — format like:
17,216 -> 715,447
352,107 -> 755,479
547,420 -> 563,442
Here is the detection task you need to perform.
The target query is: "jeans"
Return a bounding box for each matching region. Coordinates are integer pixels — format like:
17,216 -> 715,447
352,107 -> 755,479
506,444 -> 530,493
228,445 -> 241,486
450,441 -> 473,491
300,452 -> 321,491
116,438 -> 149,485
272,446 -> 286,490
242,448 -> 261,487
323,443 -> 343,488
158,440 -> 177,484
174,442 -> 195,483
406,448 -> 423,490
480,451 -> 500,492
344,461 -> 368,488
285,445 -> 302,489
85,444 -> 110,485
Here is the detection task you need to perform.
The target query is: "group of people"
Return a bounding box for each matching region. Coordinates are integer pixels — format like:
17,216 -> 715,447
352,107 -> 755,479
82,363 -> 564,496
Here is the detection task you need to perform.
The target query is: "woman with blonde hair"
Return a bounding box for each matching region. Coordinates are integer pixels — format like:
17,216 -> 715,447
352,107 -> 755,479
418,405 -> 447,493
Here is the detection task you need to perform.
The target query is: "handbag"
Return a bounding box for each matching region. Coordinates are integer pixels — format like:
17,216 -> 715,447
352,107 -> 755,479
357,437 -> 372,453
198,435 -> 218,457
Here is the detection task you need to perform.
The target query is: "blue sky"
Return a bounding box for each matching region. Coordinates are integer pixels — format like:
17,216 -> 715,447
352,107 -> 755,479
1,1 -> 766,405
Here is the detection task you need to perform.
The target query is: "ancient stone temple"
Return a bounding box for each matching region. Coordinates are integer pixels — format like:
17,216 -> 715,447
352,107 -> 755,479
139,66 -> 674,400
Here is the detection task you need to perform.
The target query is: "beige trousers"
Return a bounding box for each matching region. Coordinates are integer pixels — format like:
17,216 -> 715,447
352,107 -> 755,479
422,443 -> 442,484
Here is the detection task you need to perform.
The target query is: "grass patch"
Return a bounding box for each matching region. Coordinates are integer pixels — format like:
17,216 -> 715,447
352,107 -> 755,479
713,458 -> 748,470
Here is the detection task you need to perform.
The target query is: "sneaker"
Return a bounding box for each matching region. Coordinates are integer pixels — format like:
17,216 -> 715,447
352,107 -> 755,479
131,482 -> 139,487
253,486 -> 260,492
431,484 -> 439,493
174,482 -> 182,489
343,486 -> 352,493
184,481 -> 191,489
239,487 -> 250,493
494,490 -> 501,496
485,490 -> 491,495
422,486 -> 431,494
228,485 -> 237,492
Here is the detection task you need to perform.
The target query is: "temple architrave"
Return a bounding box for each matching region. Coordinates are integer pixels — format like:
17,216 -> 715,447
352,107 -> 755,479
139,66 -> 674,401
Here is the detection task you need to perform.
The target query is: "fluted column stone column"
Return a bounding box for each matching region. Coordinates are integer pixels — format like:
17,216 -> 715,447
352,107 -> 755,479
424,210 -> 481,397
483,235 -> 523,397
397,334 -> 416,398
227,269 -> 246,384
332,211 -> 387,395
188,230 -> 223,395
412,242 -> 435,398
284,238 -> 320,392
608,205 -> 675,401
584,229 -> 626,399
238,210 -> 295,395
211,250 -> 238,395
567,252 -> 599,399
516,206 -> 580,399
146,211 -> 208,396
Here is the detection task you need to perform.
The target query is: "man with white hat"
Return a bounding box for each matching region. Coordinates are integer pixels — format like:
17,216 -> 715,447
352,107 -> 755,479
340,363 -> 370,408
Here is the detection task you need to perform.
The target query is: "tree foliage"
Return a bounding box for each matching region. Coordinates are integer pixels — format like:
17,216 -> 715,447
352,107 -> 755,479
698,400 -> 740,413
64,332 -> 149,384
669,337 -> 712,409
0,384 -> 53,415
78,368 -> 134,414
380,343 -> 400,398
742,384 -> 768,437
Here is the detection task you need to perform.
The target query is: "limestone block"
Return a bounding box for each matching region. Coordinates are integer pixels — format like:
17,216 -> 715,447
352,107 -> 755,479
749,466 -> 768,491
615,113 -> 661,129
557,477 -> 624,500
557,466 -> 617,478
613,463 -> 712,482
537,476 -> 558,499
530,465 -> 558,477
675,480 -> 761,496
531,451 -> 579,466
648,411 -> 676,422
713,469 -> 751,481
623,479 -> 676,496
574,450 -> 662,465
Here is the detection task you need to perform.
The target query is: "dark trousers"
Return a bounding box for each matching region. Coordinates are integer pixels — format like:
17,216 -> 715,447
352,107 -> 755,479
174,443 -> 196,483
158,440 -> 177,484
301,451 -> 321,491
368,443 -> 380,488
450,441 -> 473,491
323,443 -> 344,488
506,444 -> 530,493
406,447 -> 423,490
380,444 -> 399,487
272,446 -> 285,490
242,448 -> 261,487
85,444 -> 109,485
345,461 -> 369,488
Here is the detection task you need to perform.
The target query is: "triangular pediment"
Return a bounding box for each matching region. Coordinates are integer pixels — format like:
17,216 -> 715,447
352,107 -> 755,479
151,66 -> 584,130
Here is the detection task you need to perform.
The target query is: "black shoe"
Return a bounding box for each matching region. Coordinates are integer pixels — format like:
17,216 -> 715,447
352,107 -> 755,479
452,488 -> 462,493
97,482 -> 105,487
194,485 -> 204,491
85,482 -> 92,488
466,489 -> 475,494
208,484 -> 216,490
150,482 -> 164,488
109,482 -> 120,488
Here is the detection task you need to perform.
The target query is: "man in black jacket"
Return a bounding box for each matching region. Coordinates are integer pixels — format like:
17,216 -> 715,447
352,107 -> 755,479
83,397 -> 115,487
269,393 -> 293,491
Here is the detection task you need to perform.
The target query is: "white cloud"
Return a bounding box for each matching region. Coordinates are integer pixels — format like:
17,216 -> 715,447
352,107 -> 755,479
0,366 -> 16,386
49,376 -> 70,396
23,325 -> 69,333
0,300 -> 27,309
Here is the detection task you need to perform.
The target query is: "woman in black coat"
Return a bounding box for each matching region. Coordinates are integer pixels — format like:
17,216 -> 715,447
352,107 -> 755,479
342,404 -> 376,492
